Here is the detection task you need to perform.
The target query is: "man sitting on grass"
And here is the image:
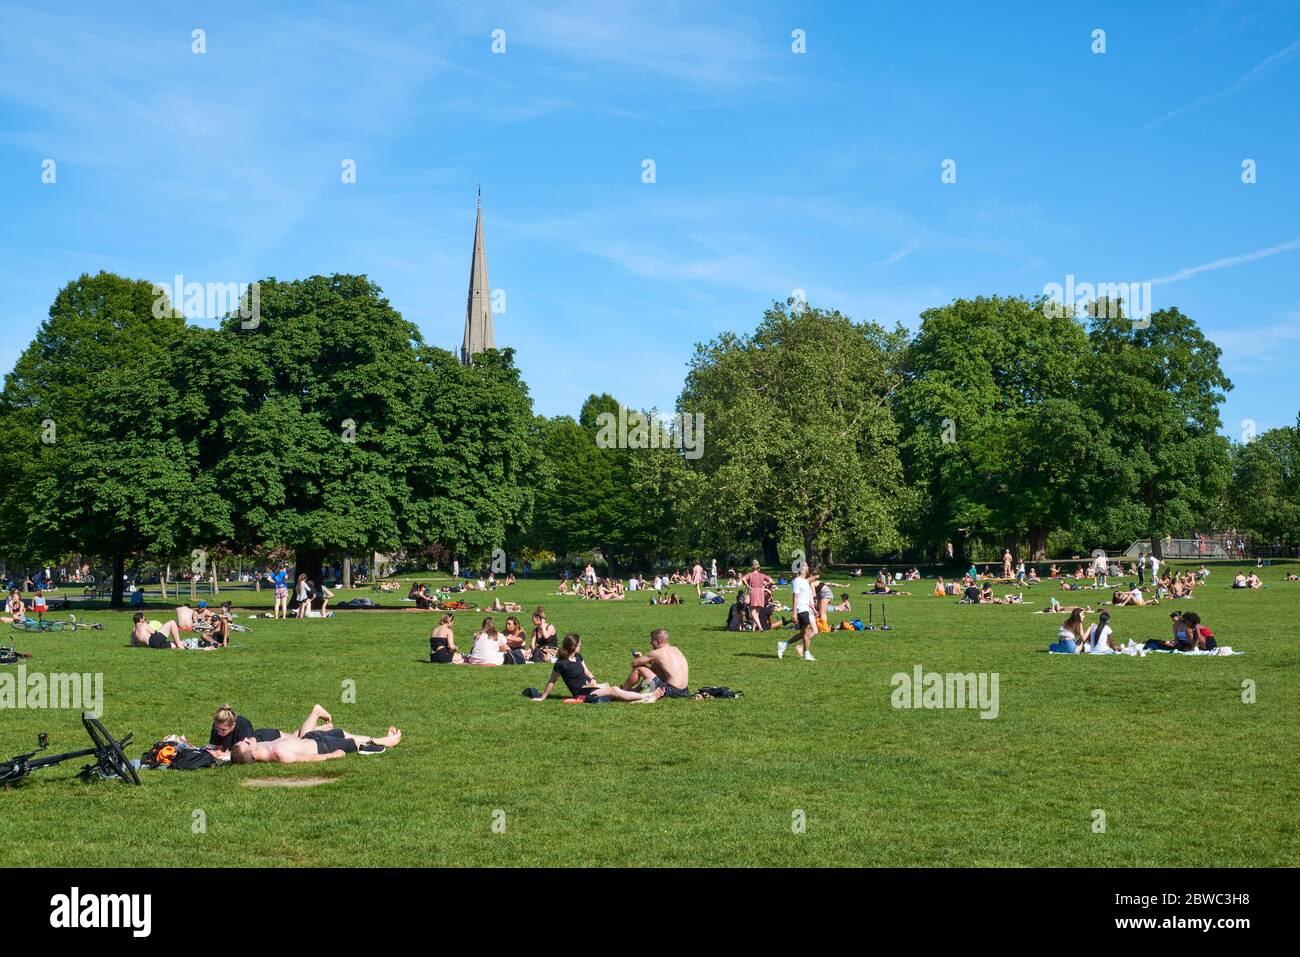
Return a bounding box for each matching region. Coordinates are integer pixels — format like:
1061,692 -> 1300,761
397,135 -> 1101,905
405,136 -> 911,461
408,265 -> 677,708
623,628 -> 691,698
230,704 -> 401,763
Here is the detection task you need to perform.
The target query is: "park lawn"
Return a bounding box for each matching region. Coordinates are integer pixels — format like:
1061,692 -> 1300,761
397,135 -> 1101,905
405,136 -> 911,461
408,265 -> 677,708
0,564 -> 1296,867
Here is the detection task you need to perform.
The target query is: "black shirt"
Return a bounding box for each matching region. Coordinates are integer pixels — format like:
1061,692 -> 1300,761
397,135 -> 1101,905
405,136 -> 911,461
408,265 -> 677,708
964,585 -> 981,603
210,715 -> 279,749
210,715 -> 254,750
551,654 -> 594,696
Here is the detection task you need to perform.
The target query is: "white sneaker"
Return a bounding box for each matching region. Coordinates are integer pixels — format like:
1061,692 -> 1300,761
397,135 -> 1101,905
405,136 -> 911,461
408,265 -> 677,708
776,641 -> 788,659
803,652 -> 816,661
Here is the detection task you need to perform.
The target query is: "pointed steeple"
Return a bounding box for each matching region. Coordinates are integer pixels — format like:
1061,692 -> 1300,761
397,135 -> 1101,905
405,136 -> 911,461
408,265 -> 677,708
461,187 -> 494,365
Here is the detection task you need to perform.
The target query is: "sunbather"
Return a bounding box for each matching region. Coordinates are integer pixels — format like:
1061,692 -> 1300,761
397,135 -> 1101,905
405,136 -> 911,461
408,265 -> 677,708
131,612 -> 187,649
230,704 -> 400,762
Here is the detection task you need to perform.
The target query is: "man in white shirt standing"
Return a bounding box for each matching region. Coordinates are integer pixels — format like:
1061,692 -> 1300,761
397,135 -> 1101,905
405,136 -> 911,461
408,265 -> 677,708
1149,552 -> 1160,582
778,565 -> 817,662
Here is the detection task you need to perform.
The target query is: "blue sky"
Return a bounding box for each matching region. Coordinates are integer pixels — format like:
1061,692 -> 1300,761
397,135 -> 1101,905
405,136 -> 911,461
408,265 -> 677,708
2,0 -> 1298,433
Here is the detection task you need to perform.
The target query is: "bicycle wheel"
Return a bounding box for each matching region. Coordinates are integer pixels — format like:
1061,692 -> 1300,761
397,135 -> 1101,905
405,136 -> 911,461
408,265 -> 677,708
82,715 -> 140,785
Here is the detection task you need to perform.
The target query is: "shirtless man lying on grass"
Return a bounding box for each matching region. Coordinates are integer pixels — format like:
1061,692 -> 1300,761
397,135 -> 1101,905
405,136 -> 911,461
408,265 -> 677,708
230,705 -> 402,763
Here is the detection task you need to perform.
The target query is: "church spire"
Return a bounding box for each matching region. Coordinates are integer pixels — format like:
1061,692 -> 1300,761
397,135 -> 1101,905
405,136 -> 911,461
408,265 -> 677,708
461,189 -> 493,365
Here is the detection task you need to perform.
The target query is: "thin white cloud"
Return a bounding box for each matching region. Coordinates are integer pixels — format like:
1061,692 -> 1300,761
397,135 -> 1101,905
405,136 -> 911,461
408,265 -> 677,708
1146,238 -> 1300,286
884,239 -> 924,265
1147,35 -> 1300,127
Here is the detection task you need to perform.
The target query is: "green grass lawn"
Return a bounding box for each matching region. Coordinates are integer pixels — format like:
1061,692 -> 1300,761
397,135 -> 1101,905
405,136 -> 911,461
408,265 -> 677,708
1,563 -> 1296,867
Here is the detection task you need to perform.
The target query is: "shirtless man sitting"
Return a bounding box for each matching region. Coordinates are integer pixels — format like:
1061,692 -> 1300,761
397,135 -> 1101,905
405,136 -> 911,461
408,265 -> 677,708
230,705 -> 402,763
621,628 -> 690,699
175,602 -> 197,633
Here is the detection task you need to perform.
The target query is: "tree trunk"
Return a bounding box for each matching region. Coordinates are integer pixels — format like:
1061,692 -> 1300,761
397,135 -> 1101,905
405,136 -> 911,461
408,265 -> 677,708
110,551 -> 125,609
759,519 -> 780,567
295,549 -> 327,589
343,553 -> 352,589
1028,525 -> 1050,561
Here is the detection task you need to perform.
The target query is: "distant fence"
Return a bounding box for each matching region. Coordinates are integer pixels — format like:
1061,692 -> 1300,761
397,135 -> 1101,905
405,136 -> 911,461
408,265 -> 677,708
1122,539 -> 1231,560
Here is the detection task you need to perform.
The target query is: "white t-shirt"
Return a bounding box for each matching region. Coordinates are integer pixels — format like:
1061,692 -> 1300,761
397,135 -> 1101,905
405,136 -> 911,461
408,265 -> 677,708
471,632 -> 505,665
628,578 -> 638,591
1084,624 -> 1114,654
792,577 -> 813,614
1149,556 -> 1160,574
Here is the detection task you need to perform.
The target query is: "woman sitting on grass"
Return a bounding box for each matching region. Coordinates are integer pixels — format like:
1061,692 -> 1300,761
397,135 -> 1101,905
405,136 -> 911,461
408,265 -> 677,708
1049,607 -> 1088,653
556,578 -> 572,595
530,634 -> 664,703
1181,611 -> 1217,650
467,617 -> 508,665
531,609 -> 558,662
502,615 -> 531,663
429,614 -> 464,663
1082,611 -> 1120,654
2,587 -> 24,623
932,577 -> 946,597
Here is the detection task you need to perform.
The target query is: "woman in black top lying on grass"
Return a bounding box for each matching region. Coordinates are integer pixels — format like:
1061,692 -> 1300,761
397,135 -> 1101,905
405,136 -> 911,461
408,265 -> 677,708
531,634 -> 663,703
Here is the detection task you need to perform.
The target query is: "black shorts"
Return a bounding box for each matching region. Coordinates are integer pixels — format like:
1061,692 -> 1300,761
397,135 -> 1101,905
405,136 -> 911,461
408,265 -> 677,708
796,611 -> 812,629
430,648 -> 454,664
148,632 -> 169,649
652,676 -> 691,699
304,729 -> 356,755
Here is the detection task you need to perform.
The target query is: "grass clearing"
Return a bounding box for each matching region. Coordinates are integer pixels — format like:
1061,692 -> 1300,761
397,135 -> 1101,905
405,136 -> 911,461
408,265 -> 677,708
1,563 -> 1296,867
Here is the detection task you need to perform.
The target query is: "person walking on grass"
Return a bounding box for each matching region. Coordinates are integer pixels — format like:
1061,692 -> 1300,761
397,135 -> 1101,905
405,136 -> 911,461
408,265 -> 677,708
779,564 -> 817,661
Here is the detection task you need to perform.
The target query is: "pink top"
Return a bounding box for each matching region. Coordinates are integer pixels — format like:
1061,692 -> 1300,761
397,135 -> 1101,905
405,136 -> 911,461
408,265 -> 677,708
742,571 -> 771,608
692,564 -> 704,584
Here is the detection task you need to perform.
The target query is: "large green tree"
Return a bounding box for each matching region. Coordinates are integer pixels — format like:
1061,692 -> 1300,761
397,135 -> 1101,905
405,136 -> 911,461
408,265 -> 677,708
202,274 -> 537,579
894,296 -> 1099,561
680,301 -> 909,566
1082,306 -> 1233,556
1225,420 -> 1300,545
0,272 -> 191,602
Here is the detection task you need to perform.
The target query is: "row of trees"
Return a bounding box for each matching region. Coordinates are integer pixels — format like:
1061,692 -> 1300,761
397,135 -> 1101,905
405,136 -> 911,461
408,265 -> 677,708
519,297 -> 1298,569
0,272 -> 538,605
3,273 -> 1294,599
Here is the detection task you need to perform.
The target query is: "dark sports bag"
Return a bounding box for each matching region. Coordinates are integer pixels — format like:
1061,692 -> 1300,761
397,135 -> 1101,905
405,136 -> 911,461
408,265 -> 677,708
693,686 -> 742,699
170,749 -> 218,770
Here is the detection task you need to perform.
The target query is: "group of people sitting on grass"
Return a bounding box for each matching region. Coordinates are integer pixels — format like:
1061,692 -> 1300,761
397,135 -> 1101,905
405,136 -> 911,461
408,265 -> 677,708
557,577 -> 627,600
1048,608 -> 1218,654
130,601 -> 232,649
1232,571 -> 1263,590
209,703 -> 400,763
428,607 -> 561,665
954,580 -> 1023,604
